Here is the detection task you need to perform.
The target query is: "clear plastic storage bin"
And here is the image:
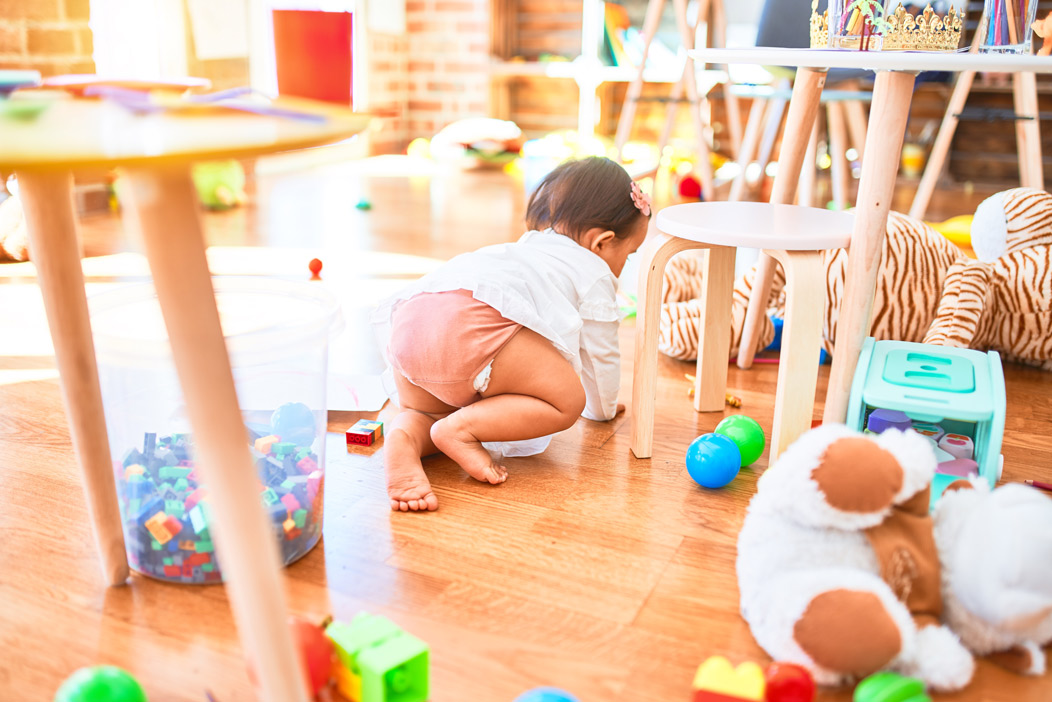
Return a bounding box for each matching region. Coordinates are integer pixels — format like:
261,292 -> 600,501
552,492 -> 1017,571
90,277 -> 342,584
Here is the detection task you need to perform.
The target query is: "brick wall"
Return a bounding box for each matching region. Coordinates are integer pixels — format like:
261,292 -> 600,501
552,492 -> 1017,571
0,0 -> 94,76
364,32 -> 410,154
404,0 -> 490,139
364,0 -> 490,153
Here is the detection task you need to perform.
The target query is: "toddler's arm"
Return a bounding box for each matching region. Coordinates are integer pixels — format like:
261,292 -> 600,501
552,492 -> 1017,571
579,318 -> 620,421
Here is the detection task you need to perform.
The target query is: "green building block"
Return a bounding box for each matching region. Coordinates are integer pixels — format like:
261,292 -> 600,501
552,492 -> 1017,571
174,477 -> 189,492
162,556 -> 173,566
189,502 -> 211,539
165,500 -> 185,518
293,508 -> 307,528
201,562 -> 215,573
273,442 -> 297,456
326,613 -> 429,702
281,478 -> 295,491
296,448 -> 311,460
261,487 -> 279,506
195,540 -> 214,553
159,465 -> 192,481
854,672 -> 930,702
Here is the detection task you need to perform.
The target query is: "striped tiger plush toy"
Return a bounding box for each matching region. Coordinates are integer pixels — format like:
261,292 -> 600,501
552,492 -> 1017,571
659,188 -> 1052,371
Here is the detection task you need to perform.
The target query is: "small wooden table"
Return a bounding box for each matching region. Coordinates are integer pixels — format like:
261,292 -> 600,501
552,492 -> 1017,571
688,47 -> 1052,427
0,91 -> 369,702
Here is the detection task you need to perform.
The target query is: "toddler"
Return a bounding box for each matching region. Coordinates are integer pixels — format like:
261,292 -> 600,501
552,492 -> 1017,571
372,157 -> 651,511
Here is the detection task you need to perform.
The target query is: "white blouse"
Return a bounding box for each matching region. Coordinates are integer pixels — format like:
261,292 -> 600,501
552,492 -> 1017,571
371,229 -> 623,427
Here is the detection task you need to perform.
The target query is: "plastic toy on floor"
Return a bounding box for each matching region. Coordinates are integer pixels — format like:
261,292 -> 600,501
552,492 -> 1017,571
658,188 -> 1052,373
847,338 -> 1005,507
736,424 -> 1052,692
54,666 -> 147,702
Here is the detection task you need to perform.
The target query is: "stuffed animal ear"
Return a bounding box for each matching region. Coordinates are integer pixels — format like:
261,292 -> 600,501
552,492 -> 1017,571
971,188 -> 1052,262
924,260 -> 992,348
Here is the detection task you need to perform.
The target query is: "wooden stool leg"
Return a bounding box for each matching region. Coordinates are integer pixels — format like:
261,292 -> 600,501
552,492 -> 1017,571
768,249 -> 825,462
841,80 -> 869,161
827,101 -> 850,210
1014,72 -> 1044,189
17,169 -> 129,587
119,166 -> 310,702
738,68 -> 827,369
797,120 -> 819,207
825,71 -> 917,424
693,246 -> 736,411
631,231 -> 705,458
614,0 -> 666,159
729,97 -> 769,202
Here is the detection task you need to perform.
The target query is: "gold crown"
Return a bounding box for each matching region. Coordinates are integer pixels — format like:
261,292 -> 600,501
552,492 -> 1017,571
810,2 -> 964,52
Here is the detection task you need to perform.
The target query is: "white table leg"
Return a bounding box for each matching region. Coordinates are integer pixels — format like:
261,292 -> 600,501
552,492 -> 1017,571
631,231 -> 705,459
824,70 -> 917,424
738,67 -> 827,369
767,249 -> 825,461
17,169 -> 130,587
693,246 -> 735,412
119,165 -> 310,702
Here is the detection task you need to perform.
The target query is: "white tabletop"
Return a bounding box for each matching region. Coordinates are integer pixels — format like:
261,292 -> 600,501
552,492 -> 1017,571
690,47 -> 1052,73
656,202 -> 854,250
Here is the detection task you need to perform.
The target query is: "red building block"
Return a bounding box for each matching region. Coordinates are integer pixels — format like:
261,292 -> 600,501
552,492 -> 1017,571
346,419 -> 383,447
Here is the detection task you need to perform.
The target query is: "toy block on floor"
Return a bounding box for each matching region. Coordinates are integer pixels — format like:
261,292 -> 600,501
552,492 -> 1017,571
326,612 -> 429,702
346,420 -> 384,448
691,656 -> 765,702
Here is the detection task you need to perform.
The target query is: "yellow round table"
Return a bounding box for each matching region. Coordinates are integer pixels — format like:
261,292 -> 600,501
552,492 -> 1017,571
0,91 -> 370,702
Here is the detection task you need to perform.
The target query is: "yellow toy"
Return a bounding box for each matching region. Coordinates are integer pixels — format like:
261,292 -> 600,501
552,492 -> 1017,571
926,214 -> 973,251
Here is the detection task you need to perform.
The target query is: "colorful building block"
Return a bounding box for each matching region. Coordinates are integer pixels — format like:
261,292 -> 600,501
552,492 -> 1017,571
346,420 -> 384,447
254,434 -> 280,454
326,612 -> 429,702
144,512 -> 174,544
691,656 -> 765,702
281,493 -> 301,513
124,464 -> 146,479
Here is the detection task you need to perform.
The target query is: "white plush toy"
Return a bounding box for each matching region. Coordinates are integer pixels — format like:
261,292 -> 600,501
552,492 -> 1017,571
737,424 -> 1052,691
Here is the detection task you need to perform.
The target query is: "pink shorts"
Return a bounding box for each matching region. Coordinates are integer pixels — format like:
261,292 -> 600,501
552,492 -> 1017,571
388,290 -> 523,407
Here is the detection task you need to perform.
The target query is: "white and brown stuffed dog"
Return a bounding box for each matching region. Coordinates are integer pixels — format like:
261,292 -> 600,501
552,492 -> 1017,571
0,193 -> 28,262
737,424 -> 1052,691
660,188 -> 1052,371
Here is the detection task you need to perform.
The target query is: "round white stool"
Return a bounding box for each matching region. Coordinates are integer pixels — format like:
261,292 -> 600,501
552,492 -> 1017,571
631,201 -> 853,463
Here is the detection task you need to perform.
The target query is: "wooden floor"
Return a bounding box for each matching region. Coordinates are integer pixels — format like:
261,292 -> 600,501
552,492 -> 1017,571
1,160 -> 1050,702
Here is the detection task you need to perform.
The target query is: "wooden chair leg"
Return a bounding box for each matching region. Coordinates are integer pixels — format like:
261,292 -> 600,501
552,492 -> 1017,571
797,120 -> 819,207
673,0 -> 715,201
738,68 -> 826,369
631,231 -> 706,458
614,0 -> 666,158
768,249 -> 826,462
710,0 -> 742,157
908,32 -> 982,220
827,101 -> 850,210
1014,71 -> 1043,190
17,169 -> 130,587
693,246 -> 736,411
120,165 -> 310,702
842,84 -> 869,161
729,97 -> 769,202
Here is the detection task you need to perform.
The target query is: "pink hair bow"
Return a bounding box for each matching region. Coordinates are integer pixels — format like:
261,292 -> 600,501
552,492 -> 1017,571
631,182 -> 652,217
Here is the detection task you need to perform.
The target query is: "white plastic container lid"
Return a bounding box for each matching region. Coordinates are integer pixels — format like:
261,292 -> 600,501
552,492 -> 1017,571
90,276 -> 344,368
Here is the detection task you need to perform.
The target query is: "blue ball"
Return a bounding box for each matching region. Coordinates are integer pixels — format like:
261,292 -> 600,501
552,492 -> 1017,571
269,402 -> 317,447
514,689 -> 580,702
685,433 -> 741,488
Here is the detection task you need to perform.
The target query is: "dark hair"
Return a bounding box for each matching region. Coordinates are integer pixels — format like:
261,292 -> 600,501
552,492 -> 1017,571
525,156 -> 647,242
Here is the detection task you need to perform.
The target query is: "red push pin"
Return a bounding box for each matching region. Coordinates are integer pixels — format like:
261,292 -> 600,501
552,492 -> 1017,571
308,257 -> 323,280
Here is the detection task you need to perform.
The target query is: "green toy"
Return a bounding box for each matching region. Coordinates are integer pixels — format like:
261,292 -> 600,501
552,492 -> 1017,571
853,671 -> 930,702
713,415 -> 765,467
191,160 -> 246,210
326,612 -> 429,702
54,666 -> 148,702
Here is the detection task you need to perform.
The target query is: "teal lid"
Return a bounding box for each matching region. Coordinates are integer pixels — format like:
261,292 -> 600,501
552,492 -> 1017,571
882,349 -> 975,393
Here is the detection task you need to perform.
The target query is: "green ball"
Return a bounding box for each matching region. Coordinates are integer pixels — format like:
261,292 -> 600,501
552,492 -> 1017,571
713,415 -> 765,467
54,666 -> 147,702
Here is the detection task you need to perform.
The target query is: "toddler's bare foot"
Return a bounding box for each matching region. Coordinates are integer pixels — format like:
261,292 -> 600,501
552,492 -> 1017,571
385,430 -> 439,512
431,414 -> 508,485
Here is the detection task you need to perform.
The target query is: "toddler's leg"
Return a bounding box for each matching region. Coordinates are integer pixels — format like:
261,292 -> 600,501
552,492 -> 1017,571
385,372 -> 455,512
431,328 -> 586,483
